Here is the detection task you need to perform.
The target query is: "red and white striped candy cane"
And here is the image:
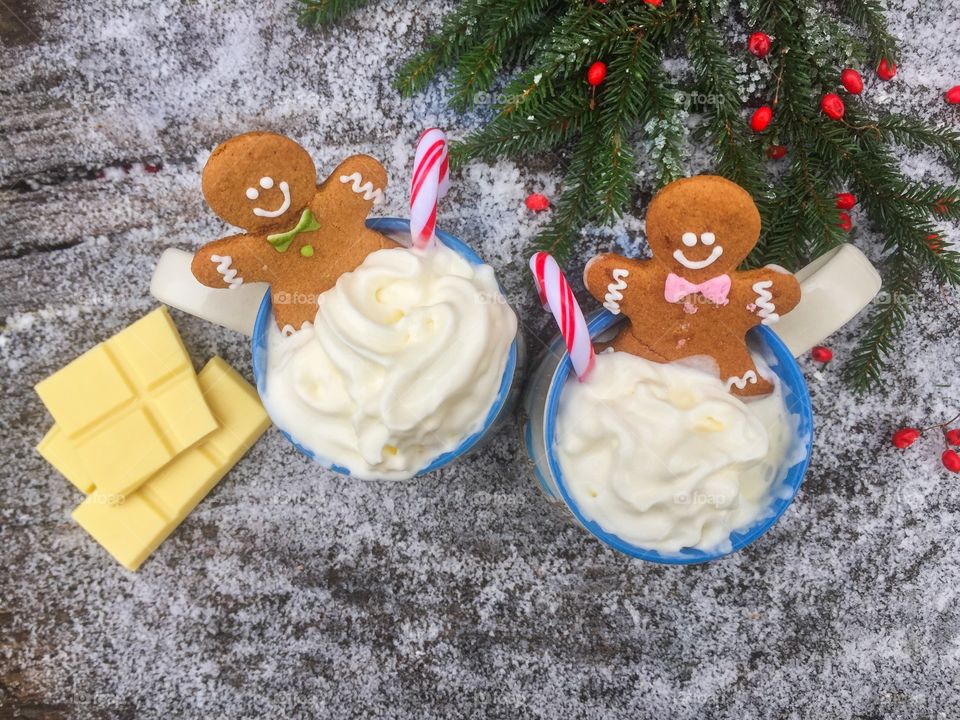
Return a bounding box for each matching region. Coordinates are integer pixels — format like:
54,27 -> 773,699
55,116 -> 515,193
529,252 -> 596,381
410,128 -> 449,249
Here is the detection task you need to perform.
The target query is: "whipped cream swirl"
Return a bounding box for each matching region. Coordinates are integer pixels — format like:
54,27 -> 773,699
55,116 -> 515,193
556,351 -> 793,554
262,244 -> 517,479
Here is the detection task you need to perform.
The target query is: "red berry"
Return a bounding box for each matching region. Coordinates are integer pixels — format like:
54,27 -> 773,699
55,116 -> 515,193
821,93 -> 845,120
586,61 -> 607,87
748,32 -> 771,59
750,106 -> 773,132
525,193 -> 550,212
144,163 -> 161,174
943,449 -> 960,473
877,58 -> 897,81
946,428 -> 960,446
934,198 -> 953,215
892,427 -> 921,449
926,233 -> 945,253
767,144 -> 787,159
811,346 -> 833,363
643,0 -> 662,6
946,86 -> 960,105
840,69 -> 864,94
838,211 -> 852,231
835,192 -> 856,210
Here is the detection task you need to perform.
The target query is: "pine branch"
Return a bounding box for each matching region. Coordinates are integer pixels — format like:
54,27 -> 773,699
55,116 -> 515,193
533,124 -> 602,260
297,0 -> 370,26
844,251 -> 917,392
641,76 -> 686,188
296,0 -> 960,391
688,11 -> 770,253
449,0 -> 556,111
751,3 -> 846,268
453,83 -> 591,163
875,114 -> 960,169
592,31 -> 652,223
762,146 -> 846,268
501,6 -> 565,69
395,0 -> 499,97
835,0 -> 898,63
818,116 -> 960,285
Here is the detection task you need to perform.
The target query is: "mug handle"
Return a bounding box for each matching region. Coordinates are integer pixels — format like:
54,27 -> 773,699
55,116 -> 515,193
149,248 -> 268,336
772,243 -> 882,357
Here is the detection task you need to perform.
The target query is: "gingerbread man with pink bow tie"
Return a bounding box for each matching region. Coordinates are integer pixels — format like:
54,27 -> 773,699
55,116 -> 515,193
584,175 -> 801,397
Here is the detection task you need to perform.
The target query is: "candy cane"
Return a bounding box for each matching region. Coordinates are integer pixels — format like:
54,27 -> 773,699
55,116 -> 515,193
410,128 -> 449,249
529,252 -> 596,381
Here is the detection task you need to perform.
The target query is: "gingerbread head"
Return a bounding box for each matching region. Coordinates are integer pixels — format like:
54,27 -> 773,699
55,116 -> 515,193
584,175 -> 801,397
191,132 -> 399,333
646,175 -> 761,283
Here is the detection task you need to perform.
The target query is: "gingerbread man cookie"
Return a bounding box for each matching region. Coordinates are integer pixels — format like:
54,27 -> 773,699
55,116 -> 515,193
191,132 -> 400,332
584,175 -> 801,397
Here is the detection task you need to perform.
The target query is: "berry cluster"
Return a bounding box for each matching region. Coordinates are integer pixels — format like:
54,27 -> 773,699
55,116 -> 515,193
892,413 -> 960,473
835,191 -> 856,232
579,19 -> 957,246
742,35 -> 954,153
742,42 -> 900,170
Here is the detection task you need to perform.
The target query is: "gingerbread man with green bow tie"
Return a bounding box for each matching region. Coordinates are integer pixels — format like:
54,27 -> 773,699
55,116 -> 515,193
191,131 -> 399,333
584,175 -> 801,397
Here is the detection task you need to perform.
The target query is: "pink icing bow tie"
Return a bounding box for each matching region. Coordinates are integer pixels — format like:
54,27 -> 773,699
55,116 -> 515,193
664,273 -> 731,305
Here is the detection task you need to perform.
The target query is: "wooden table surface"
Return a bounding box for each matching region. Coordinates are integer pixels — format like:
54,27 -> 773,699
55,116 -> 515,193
2,1 -> 960,718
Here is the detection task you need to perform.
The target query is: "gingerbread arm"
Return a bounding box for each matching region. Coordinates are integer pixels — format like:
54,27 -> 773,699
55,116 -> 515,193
191,233 -> 275,290
734,265 -> 801,326
314,154 -> 387,231
583,253 -> 654,314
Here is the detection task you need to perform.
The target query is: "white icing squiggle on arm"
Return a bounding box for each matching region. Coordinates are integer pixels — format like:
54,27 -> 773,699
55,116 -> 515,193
726,370 -> 758,390
751,280 -> 779,325
340,173 -> 384,204
603,268 -> 629,314
210,254 -> 243,289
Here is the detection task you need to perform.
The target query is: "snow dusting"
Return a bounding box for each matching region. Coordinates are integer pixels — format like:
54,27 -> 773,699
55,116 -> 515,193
1,0 -> 959,717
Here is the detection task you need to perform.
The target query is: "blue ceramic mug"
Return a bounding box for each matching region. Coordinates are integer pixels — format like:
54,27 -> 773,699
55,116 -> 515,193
252,217 -> 523,477
520,244 -> 881,563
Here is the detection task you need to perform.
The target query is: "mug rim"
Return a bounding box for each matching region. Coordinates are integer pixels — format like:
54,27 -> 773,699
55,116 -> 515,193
541,310 -> 814,564
251,217 -> 520,478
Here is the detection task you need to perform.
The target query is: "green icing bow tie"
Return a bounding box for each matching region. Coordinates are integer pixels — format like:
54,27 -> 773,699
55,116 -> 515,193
266,209 -> 321,253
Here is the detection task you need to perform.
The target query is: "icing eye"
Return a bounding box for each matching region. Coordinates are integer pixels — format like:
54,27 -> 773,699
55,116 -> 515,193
245,187 -> 259,200
259,176 -> 274,189
681,232 -> 698,247
701,232 -> 716,246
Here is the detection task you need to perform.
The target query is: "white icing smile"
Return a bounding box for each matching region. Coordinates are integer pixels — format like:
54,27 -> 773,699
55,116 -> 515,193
675,231 -> 723,269
673,246 -> 723,270
246,176 -> 292,218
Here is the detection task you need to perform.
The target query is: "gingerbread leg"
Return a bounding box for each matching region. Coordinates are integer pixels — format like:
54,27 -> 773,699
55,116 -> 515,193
368,228 -> 401,251
717,344 -> 774,397
271,285 -> 319,334
603,326 -> 669,363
